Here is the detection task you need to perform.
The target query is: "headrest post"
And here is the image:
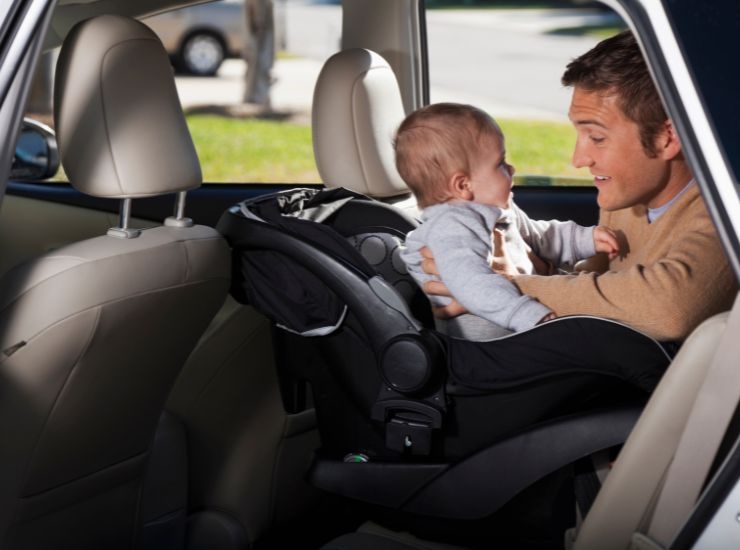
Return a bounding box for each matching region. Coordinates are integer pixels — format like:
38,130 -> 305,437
107,198 -> 142,238
165,190 -> 194,228
120,197 -> 132,229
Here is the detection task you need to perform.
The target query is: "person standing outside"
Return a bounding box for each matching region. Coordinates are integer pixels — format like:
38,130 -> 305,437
424,30 -> 737,342
244,0 -> 275,108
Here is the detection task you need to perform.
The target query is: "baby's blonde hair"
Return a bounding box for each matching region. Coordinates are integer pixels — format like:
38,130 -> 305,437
393,103 -> 502,207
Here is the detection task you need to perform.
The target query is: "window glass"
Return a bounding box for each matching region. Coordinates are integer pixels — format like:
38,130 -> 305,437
26,1 -> 633,188
425,0 -> 626,186
159,0 -> 339,183
25,0 -> 343,185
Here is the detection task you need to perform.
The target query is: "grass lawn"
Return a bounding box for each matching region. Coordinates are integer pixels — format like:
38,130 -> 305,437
547,24 -> 626,38
186,114 -> 589,186
187,115 -> 322,183
498,118 -> 587,181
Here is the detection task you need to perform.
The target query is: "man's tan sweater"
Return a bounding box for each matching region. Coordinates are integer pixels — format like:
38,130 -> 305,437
514,185 -> 737,341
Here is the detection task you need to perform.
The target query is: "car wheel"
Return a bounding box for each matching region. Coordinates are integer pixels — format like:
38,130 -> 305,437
179,32 -> 225,76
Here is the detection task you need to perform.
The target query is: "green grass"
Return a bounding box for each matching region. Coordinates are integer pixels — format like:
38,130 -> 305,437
186,114 -> 322,183
184,113 -> 589,185
547,24 -> 626,38
50,114 -> 587,186
498,118 -> 588,183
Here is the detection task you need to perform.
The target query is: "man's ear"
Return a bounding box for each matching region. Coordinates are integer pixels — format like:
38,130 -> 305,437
657,119 -> 682,160
449,171 -> 473,200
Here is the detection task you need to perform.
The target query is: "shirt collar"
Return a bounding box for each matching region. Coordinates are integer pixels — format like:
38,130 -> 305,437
647,179 -> 695,223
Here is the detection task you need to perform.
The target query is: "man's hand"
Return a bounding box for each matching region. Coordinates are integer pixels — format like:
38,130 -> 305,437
430,298 -> 469,319
490,229 -> 519,279
528,249 -> 554,275
594,225 -> 620,260
419,247 -> 468,319
420,246 -> 440,277
492,228 -> 552,275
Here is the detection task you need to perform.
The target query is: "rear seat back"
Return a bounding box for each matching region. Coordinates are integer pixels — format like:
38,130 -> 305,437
312,48 -> 419,216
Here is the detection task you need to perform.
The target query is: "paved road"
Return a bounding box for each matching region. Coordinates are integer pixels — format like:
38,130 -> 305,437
176,4 -> 619,121
426,9 -> 614,119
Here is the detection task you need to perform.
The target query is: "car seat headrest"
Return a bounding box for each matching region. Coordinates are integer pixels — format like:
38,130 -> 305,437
312,48 -> 409,200
54,14 -> 201,199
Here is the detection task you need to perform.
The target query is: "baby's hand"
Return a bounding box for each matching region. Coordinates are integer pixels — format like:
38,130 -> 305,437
593,225 -> 620,260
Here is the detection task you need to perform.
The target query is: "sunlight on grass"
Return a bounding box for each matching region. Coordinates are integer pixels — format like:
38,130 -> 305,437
547,24 -> 626,38
181,114 -> 588,186
186,115 -> 322,183
498,118 -> 588,182
50,115 -> 587,186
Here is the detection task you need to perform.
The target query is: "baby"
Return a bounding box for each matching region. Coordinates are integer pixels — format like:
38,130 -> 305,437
395,103 -> 619,340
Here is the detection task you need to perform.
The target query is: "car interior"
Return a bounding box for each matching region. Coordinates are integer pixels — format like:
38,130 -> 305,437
1,0 -> 739,549
215,44 -> 671,522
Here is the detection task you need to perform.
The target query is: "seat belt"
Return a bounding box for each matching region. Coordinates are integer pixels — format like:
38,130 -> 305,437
644,295 -> 740,547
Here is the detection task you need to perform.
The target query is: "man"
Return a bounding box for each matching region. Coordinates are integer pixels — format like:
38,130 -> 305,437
425,30 -> 736,342
243,0 -> 275,108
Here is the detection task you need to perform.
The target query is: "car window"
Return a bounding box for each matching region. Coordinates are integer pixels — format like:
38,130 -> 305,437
425,0 -> 626,187
25,0 -> 341,186
25,1 -> 630,189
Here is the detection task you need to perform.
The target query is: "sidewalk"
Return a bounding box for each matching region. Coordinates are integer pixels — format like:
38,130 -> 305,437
175,53 -> 564,122
175,57 -> 321,120
175,7 -> 619,121
425,7 -> 620,33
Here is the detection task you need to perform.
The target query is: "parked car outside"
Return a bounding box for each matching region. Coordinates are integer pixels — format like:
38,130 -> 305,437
142,0 -> 246,76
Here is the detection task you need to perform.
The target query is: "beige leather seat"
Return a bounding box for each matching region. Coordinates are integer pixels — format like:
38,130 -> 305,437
312,48 -> 419,216
0,15 -> 229,549
569,298 -> 739,549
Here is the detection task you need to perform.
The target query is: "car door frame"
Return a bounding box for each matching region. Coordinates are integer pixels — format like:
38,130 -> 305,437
0,0 -> 56,207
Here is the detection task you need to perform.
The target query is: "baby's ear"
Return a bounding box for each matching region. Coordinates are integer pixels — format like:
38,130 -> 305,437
449,172 -> 473,201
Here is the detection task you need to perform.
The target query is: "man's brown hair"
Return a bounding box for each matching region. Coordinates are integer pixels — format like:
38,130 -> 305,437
562,30 -> 667,156
393,103 -> 502,207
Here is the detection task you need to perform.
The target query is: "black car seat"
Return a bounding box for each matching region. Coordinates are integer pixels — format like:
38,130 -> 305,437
215,47 -> 673,540
0,15 -> 230,549
217,186 -> 671,528
321,300 -> 740,550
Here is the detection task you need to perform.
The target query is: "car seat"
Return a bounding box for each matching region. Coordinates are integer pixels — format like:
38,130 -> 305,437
0,15 -> 230,549
320,298 -> 740,550
216,186 -> 671,526
215,45 -> 671,533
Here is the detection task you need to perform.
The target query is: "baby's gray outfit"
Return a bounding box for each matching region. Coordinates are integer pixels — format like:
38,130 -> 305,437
401,202 -> 596,340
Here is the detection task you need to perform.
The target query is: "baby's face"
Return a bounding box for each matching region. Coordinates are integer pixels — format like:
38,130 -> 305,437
468,130 -> 515,209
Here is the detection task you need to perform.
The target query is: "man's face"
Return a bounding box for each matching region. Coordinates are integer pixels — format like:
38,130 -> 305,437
569,87 -> 671,211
